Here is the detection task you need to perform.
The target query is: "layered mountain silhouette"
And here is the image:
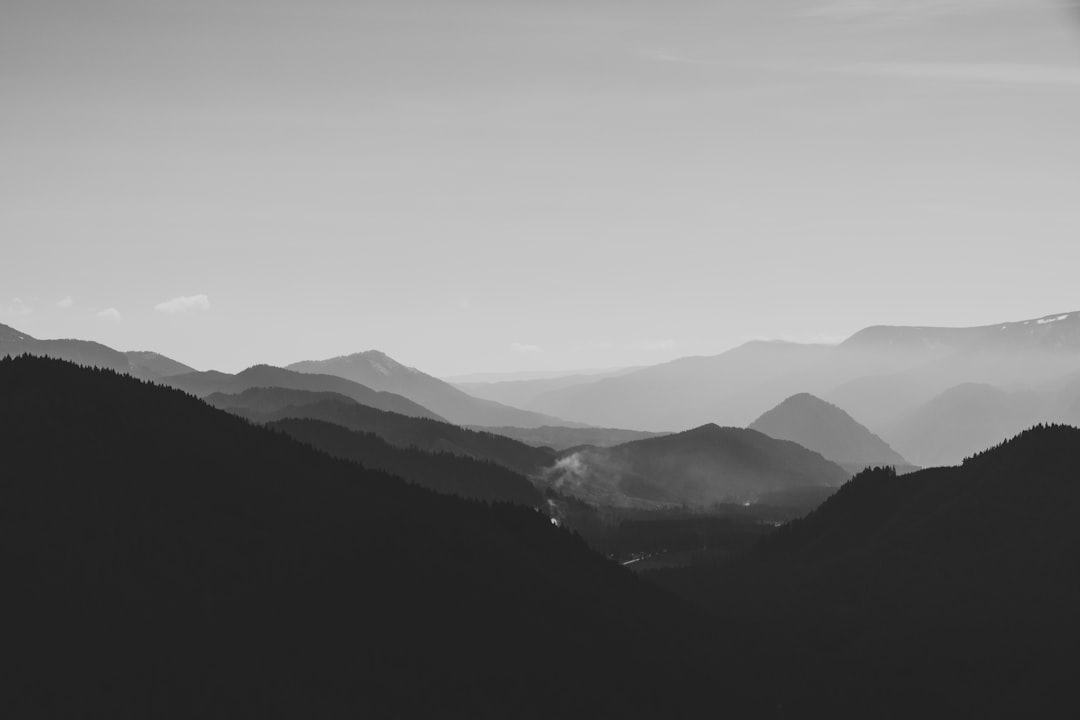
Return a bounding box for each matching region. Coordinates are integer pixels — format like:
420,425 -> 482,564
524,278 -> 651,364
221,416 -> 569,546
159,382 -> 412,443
749,393 -> 910,474
164,364 -> 443,420
452,366 -> 641,408
545,424 -> 848,508
523,311 -> 1080,431
267,418 -> 544,506
287,351 -> 577,428
1,356 -> 751,717
651,425 -> 1080,715
205,387 -> 554,476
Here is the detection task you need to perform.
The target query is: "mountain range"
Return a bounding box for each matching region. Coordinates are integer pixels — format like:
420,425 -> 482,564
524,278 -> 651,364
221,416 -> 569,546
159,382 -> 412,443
162,365 -> 443,420
288,351 -> 577,428
517,311 -> 1080,433
1,355 -> 747,717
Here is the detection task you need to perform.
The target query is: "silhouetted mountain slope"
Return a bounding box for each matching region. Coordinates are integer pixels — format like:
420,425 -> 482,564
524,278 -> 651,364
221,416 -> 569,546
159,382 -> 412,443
471,424 -> 667,451
749,393 -> 909,473
164,364 -> 443,421
287,351 -> 577,428
882,383 -> 1046,467
650,425 -> 1080,716
268,418 -> 543,506
125,350 -> 195,378
0,356 -> 750,718
546,424 -> 848,508
205,387 -> 555,476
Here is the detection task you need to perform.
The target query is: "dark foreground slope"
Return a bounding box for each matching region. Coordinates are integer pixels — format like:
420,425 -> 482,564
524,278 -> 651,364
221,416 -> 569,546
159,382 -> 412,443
206,387 -> 556,476
0,357 -> 752,718
650,425 -> 1080,717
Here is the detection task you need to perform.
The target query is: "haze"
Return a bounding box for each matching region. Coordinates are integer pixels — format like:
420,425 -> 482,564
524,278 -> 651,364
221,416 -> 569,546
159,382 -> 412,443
3,0 -> 1079,375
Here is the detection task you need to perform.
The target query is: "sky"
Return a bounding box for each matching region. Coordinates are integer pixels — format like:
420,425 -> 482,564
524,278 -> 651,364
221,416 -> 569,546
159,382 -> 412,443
2,0 -> 1079,375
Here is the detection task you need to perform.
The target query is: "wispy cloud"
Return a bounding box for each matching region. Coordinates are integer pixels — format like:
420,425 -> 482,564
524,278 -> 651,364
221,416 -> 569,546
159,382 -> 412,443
510,343 -> 542,354
2,298 -> 33,317
154,294 -> 211,314
804,0 -> 1054,22
628,339 -> 676,352
97,308 -> 122,322
56,296 -> 74,309
838,62 -> 1080,87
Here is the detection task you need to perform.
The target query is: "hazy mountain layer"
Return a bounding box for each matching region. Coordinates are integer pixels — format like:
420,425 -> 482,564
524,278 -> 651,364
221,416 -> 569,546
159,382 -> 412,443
749,393 -> 909,473
545,424 -> 848,508
164,365 -> 442,421
288,351 -> 578,428
205,387 -> 555,477
525,311 -> 1080,431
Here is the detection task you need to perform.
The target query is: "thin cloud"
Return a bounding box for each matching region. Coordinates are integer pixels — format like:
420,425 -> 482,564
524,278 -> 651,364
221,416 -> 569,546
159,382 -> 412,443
154,294 -> 211,314
510,343 -> 542,354
2,298 -> 33,317
56,296 -> 74,309
838,62 -> 1080,87
628,339 -> 676,351
804,0 -> 1054,22
97,308 -> 122,322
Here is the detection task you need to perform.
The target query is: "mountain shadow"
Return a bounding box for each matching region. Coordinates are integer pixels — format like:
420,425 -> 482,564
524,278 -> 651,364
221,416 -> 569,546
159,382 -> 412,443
749,393 -> 912,474
0,356 -> 754,718
205,387 -> 555,476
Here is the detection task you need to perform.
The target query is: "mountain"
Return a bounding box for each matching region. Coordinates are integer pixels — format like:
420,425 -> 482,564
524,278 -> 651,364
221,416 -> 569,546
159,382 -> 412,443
1,322 -> 133,374
469,425 -> 667,451
749,393 -> 910,474
125,350 -> 195,378
545,424 -> 848,509
523,311 -> 1080,432
205,387 -> 555,476
287,351 -> 578,428
1,322 -> 195,380
842,311 -> 1080,353
266,418 -> 544,506
0,355 -> 751,717
881,383 -> 1049,467
164,364 -> 443,421
650,425 -> 1080,715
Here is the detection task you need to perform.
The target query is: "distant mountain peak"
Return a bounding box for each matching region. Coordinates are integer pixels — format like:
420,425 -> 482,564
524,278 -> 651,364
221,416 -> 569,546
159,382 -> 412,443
0,322 -> 33,343
750,393 -> 908,471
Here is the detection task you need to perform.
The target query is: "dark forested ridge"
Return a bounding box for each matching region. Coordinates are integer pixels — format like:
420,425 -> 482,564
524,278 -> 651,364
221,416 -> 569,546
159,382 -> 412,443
649,424 -> 1080,716
267,417 -> 544,506
206,386 -> 556,476
0,356 -> 753,718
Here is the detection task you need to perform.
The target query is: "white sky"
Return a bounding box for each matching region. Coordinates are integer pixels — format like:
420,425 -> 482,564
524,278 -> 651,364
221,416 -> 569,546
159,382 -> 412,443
3,0 -> 1079,374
